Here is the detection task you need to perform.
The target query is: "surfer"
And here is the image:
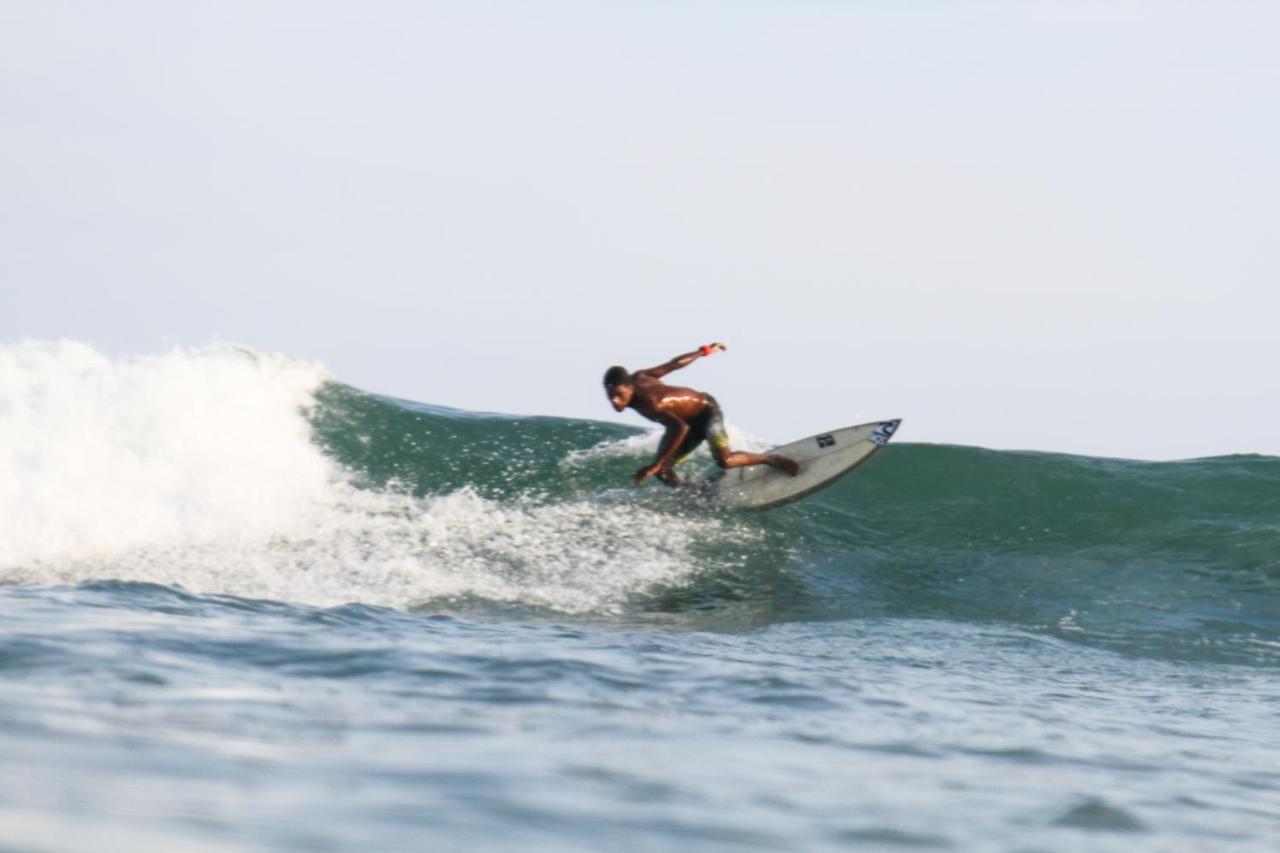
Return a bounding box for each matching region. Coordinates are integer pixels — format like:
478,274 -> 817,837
604,344 -> 800,487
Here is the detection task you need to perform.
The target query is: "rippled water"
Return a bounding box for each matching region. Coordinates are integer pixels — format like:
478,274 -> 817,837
3,583 -> 1278,851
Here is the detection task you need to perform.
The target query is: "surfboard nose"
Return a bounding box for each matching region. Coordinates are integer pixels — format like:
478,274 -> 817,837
869,419 -> 901,447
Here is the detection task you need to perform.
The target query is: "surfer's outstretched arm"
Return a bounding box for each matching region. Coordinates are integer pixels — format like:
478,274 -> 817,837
636,343 -> 726,380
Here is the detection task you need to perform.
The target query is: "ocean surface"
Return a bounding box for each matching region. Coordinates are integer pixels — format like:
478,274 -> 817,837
2,342 -> 1278,851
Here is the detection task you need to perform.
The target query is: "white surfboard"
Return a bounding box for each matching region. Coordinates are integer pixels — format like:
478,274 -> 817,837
694,419 -> 901,510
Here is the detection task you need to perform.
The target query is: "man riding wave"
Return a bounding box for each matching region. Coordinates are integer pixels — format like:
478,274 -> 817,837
604,343 -> 799,487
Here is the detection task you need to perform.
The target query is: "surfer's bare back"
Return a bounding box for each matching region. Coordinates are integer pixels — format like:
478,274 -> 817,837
604,344 -> 799,487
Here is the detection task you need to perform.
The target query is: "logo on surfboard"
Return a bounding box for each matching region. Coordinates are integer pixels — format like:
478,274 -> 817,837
816,434 -> 836,448
869,421 -> 898,446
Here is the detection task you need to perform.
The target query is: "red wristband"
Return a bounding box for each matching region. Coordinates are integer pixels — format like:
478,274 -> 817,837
700,345 -> 713,356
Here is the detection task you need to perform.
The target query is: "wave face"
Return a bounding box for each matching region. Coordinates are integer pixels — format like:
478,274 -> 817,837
3,342 -> 1278,665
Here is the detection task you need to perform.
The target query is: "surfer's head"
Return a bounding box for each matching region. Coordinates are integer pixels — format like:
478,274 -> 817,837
603,366 -> 633,411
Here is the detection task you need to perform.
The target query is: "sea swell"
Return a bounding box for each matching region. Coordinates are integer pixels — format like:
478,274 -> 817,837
784,445 -> 1280,665
2,342 -> 1277,665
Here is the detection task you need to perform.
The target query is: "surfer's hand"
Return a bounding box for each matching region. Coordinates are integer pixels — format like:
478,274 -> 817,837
656,467 -> 682,487
699,342 -> 727,357
634,464 -> 660,485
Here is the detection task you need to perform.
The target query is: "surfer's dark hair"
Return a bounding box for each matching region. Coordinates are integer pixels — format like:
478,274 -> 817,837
603,366 -> 631,389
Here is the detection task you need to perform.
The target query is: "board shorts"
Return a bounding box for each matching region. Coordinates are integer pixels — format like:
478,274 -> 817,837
673,398 -> 730,465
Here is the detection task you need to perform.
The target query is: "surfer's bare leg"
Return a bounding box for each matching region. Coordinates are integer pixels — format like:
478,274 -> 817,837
703,407 -> 798,475
711,444 -> 799,476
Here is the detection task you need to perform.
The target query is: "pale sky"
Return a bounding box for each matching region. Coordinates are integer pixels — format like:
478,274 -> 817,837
2,1 -> 1277,459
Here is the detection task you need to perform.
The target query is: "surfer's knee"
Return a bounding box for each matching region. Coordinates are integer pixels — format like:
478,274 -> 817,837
711,444 -> 732,468
708,434 -> 732,467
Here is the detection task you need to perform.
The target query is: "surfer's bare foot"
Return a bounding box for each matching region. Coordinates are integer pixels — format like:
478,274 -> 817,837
769,455 -> 799,476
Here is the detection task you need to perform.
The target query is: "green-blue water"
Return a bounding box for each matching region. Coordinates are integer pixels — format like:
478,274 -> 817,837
2,343 -> 1278,850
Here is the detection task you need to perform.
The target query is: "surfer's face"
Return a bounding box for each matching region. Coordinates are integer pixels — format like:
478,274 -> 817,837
607,383 -> 633,411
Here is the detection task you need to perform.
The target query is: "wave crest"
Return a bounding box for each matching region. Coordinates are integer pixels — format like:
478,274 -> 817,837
0,342 -> 749,613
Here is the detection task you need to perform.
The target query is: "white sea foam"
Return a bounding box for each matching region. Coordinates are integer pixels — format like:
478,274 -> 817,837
563,421 -> 771,467
0,341 -> 748,612
562,429 -> 664,465
0,341 -> 334,564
